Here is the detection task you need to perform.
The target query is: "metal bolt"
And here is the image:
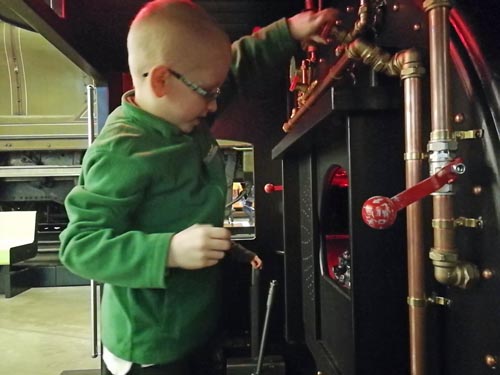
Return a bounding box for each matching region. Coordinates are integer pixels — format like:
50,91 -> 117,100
485,354 -> 498,369
472,185 -> 483,195
452,163 -> 466,174
393,3 -> 400,11
454,113 -> 465,123
413,23 -> 422,31
482,269 -> 494,280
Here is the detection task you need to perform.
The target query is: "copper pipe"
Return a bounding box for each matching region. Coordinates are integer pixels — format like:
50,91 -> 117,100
424,0 -> 479,288
402,49 -> 426,375
428,5 -> 451,133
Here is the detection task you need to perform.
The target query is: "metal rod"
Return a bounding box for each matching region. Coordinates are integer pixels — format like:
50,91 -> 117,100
254,280 -> 277,375
250,268 -> 260,358
87,84 -> 99,358
86,84 -> 96,147
90,280 -> 99,358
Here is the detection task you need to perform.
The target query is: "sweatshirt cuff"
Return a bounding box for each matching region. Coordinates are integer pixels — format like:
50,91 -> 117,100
147,232 -> 174,288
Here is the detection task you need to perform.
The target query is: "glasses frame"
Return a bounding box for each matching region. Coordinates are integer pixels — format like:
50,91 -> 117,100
142,68 -> 221,101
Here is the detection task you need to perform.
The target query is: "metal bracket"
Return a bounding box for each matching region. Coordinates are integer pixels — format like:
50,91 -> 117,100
404,152 -> 427,160
432,219 -> 455,229
453,129 -> 484,140
427,294 -> 452,307
423,0 -> 452,11
454,216 -> 484,229
407,297 -> 427,307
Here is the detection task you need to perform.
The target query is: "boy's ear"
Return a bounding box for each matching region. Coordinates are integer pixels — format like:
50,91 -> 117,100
150,65 -> 170,97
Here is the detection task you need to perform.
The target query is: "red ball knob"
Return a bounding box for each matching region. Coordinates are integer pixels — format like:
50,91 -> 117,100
264,183 -> 283,193
361,196 -> 397,229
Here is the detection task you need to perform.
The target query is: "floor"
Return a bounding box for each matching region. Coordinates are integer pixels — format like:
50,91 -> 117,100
0,286 -> 101,375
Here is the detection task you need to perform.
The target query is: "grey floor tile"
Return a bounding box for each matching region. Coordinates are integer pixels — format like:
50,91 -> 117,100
0,286 -> 101,375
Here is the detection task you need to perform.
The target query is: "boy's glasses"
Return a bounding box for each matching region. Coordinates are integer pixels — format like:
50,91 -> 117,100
142,69 -> 221,101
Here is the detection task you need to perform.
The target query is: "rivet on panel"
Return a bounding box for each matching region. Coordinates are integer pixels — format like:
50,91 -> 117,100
482,269 -> 494,280
392,3 -> 400,11
485,354 -> 498,369
413,23 -> 422,31
472,186 -> 483,195
454,113 -> 465,123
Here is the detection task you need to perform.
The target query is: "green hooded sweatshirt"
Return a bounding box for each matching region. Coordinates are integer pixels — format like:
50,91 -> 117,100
59,18 -> 297,365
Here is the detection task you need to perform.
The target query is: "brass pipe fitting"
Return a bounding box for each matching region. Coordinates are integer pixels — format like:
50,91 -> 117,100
345,39 -> 402,76
430,249 -> 480,288
345,40 -> 425,78
342,4 -> 370,43
423,0 -> 451,12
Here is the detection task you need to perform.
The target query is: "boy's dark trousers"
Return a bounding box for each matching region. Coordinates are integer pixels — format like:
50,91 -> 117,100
103,338 -> 226,375
104,362 -> 188,375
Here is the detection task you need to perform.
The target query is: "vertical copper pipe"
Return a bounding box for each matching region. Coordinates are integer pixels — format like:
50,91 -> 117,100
428,6 -> 451,134
428,4 -> 456,261
433,195 -> 455,249
425,1 -> 479,286
427,1 -> 454,247
402,51 -> 426,375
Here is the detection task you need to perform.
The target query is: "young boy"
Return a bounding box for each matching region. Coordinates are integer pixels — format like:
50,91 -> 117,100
59,1 -> 338,374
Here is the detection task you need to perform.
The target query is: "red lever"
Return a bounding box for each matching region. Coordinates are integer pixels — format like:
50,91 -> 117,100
362,158 -> 465,229
289,74 -> 299,92
264,183 -> 283,193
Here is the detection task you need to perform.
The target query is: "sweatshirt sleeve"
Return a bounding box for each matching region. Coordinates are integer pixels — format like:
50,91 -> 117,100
227,241 -> 257,264
59,149 -> 171,289
226,18 -> 299,97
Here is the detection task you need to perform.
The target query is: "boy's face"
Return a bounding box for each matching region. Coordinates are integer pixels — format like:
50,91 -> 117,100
128,3 -> 232,133
161,59 -> 230,133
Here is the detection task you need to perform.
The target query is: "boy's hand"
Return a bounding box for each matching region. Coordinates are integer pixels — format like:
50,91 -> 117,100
250,255 -> 263,270
287,8 -> 340,45
168,224 -> 231,269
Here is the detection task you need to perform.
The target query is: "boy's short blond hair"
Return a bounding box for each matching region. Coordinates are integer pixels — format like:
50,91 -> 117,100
127,0 -> 230,85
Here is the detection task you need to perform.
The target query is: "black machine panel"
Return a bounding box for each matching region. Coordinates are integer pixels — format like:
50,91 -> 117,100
273,1 -> 500,375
